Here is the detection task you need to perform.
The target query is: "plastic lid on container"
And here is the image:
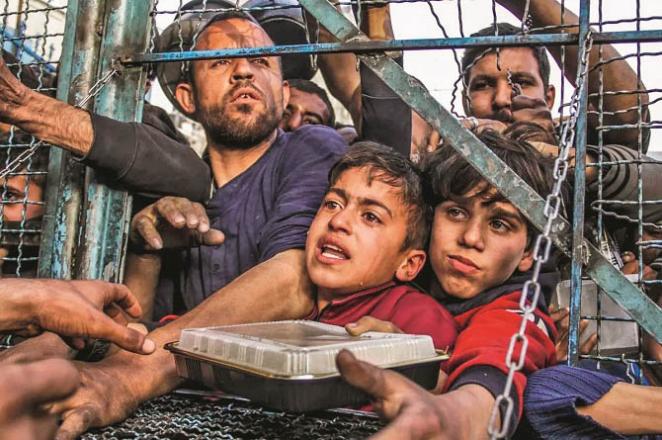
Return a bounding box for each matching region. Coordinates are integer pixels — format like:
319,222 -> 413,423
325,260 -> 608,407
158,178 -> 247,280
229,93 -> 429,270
178,320 -> 437,376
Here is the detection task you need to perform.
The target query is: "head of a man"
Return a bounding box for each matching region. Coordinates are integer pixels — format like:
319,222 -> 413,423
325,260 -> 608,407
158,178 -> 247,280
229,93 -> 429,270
461,23 -> 555,123
306,142 -> 429,298
0,140 -> 47,224
280,79 -> 335,131
174,12 -> 289,150
424,130 -> 555,300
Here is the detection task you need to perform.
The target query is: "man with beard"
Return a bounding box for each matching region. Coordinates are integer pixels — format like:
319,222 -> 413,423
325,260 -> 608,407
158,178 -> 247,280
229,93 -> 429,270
33,12 -> 346,438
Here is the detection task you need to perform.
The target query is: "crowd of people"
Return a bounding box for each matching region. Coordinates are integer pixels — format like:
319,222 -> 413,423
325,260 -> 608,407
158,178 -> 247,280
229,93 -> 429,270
0,0 -> 661,438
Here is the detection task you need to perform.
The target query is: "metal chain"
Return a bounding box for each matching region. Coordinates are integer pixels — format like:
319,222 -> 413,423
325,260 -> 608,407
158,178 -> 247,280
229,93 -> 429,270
487,31 -> 594,439
0,69 -> 118,181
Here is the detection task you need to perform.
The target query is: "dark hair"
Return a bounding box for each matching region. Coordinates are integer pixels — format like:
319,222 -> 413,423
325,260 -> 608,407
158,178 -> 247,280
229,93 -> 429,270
461,23 -> 551,90
328,141 -> 430,250
287,79 -> 336,127
423,130 -> 559,248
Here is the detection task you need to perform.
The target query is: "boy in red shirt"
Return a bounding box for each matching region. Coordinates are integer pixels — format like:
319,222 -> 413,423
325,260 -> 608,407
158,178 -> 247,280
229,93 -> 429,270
305,141 -> 457,352
336,130 -> 559,438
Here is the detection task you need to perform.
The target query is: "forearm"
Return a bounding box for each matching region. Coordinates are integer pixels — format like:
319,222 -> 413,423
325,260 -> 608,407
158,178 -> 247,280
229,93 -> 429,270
4,87 -> 93,156
123,253 -> 162,321
577,382 -> 662,434
436,384 -> 497,439
102,249 -> 314,401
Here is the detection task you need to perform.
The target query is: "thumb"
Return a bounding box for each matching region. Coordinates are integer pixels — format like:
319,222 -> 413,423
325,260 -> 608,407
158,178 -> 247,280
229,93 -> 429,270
336,349 -> 394,401
201,228 -> 225,246
87,313 -> 156,355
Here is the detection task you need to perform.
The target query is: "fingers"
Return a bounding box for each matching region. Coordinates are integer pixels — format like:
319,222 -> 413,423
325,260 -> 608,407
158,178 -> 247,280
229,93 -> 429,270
337,349 -> 398,401
55,405 -> 98,440
83,313 -> 155,355
510,94 -> 549,111
200,228 -> 225,246
549,306 -> 569,324
580,332 -> 598,355
131,213 -> 162,250
156,198 -> 209,233
345,316 -> 403,336
0,359 -> 79,411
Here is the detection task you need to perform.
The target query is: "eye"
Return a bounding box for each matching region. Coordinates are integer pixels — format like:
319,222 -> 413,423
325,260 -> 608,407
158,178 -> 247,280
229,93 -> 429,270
490,218 -> 510,232
251,57 -> 269,66
211,59 -> 231,68
470,80 -> 490,91
446,206 -> 466,220
362,211 -> 382,224
302,116 -> 322,126
323,199 -> 341,211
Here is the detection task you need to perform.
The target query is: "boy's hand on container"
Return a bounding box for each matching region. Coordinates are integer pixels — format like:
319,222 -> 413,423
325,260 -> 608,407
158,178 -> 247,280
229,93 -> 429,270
130,196 -> 225,251
550,305 -> 597,362
345,316 -> 403,336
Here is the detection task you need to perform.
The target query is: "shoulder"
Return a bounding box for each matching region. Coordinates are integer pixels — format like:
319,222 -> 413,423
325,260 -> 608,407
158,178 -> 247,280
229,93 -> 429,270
278,125 -> 348,157
387,285 -> 451,314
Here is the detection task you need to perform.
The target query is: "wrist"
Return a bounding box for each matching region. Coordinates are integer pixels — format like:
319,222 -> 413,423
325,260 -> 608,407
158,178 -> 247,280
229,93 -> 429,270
0,279 -> 40,331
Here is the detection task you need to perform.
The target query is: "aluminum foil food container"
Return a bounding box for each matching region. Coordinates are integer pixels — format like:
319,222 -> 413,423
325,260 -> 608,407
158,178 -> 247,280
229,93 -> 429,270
167,320 -> 448,411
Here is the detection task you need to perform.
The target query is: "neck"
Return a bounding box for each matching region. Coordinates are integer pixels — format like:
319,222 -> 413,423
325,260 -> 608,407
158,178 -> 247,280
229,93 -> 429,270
316,287 -> 334,311
208,129 -> 278,188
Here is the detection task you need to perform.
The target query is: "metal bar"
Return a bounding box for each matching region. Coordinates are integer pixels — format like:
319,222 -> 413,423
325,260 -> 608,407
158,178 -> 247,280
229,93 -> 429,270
567,0 -> 591,367
121,29 -> 662,66
74,0 -> 153,282
38,0 -> 105,279
300,0 -> 662,343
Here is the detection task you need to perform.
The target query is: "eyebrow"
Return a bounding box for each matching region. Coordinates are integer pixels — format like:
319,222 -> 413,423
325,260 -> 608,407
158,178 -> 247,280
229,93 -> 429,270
486,204 -> 526,225
328,187 -> 394,219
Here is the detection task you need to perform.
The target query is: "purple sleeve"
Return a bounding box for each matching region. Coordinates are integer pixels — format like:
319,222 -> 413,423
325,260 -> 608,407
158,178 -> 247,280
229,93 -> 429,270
258,126 -> 347,262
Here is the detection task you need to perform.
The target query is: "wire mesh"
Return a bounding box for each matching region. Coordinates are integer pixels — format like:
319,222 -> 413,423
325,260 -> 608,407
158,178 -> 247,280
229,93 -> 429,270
0,0 -> 65,282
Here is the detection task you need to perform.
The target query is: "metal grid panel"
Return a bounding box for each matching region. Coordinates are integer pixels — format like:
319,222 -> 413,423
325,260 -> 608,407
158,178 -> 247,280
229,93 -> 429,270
0,0 -> 66,278
83,393 -> 383,439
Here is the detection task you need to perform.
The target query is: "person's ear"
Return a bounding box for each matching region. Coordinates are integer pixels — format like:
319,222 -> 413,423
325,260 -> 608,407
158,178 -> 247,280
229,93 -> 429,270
545,84 -> 556,110
427,129 -> 441,153
175,82 -> 196,116
462,91 -> 471,116
395,249 -> 427,282
518,249 -> 534,272
282,80 -> 290,111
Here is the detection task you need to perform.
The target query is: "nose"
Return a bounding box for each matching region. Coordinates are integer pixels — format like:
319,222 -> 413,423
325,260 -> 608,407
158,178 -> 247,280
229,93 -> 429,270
493,79 -> 512,110
283,109 -> 303,131
230,58 -> 255,82
459,217 -> 485,251
328,207 -> 352,235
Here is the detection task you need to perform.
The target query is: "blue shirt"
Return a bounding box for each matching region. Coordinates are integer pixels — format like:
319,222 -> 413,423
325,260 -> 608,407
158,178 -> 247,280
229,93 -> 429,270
155,125 -> 347,316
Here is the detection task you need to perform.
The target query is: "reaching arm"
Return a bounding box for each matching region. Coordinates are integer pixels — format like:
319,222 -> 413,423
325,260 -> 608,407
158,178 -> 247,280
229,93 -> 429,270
498,0 -> 649,151
0,57 -> 212,202
52,248 -> 313,440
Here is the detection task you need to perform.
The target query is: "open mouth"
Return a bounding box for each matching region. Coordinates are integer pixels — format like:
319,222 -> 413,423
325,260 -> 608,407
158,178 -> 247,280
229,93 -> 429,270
231,87 -> 261,102
317,239 -> 350,262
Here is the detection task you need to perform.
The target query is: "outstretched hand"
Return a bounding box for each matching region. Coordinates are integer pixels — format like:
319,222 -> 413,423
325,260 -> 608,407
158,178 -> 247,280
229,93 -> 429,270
130,196 -> 225,251
0,278 -> 155,355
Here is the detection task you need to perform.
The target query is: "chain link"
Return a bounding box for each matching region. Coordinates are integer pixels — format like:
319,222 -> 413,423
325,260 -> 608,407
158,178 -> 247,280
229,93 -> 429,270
0,69 -> 118,181
487,31 -> 594,439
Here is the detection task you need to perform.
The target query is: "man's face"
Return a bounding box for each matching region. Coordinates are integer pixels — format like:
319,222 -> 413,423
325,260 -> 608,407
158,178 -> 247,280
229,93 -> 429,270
177,18 -> 288,149
0,174 -> 44,223
306,167 -> 423,297
428,183 -> 533,299
463,48 -> 554,122
280,87 -> 331,131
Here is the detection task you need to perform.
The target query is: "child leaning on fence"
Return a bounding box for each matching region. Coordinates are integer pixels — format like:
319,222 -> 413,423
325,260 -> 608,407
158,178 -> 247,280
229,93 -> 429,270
304,142 -> 457,357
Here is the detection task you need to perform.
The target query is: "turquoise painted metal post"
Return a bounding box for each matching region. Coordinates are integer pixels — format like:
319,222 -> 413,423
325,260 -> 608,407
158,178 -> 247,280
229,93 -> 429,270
567,0 -> 592,366
38,0 -> 106,278
73,0 -> 153,282
298,0 -> 662,342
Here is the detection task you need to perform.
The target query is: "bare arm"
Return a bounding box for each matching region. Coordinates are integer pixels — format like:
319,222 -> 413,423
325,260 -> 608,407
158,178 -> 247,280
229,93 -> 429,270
315,5 -> 396,132
53,248 -> 313,439
123,253 -> 162,322
0,59 -> 93,156
499,0 -> 649,149
577,382 -> 662,434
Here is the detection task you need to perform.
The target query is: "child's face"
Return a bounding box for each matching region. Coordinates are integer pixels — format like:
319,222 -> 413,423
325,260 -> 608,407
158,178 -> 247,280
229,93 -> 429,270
428,183 -> 533,299
305,166 -> 425,297
0,174 -> 44,223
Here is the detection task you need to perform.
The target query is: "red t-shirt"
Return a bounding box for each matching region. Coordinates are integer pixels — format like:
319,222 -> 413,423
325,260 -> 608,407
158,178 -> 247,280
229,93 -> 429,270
308,281 -> 458,351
